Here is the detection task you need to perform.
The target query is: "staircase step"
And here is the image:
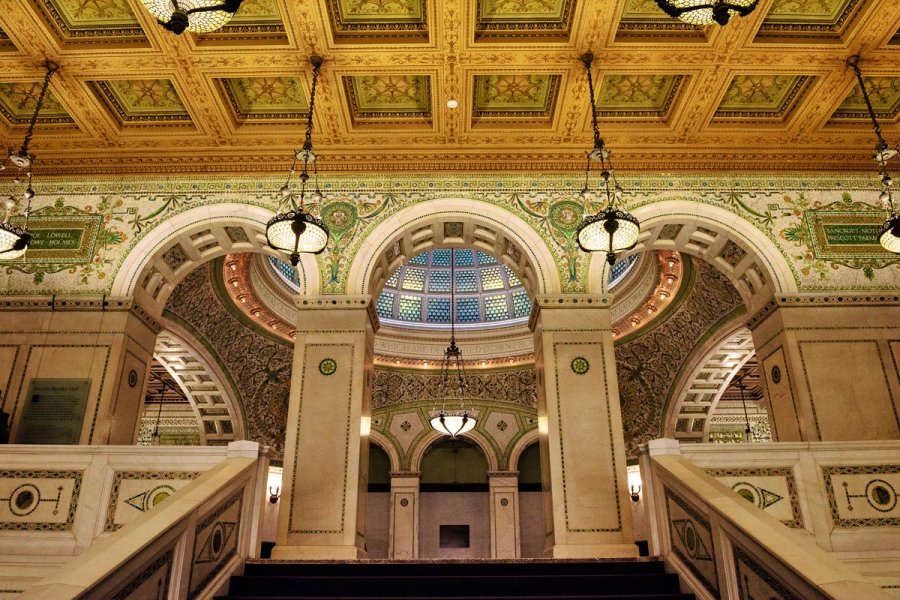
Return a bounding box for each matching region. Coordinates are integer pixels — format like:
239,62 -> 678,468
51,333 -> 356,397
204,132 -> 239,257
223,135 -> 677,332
218,596 -> 696,600
244,561 -> 665,577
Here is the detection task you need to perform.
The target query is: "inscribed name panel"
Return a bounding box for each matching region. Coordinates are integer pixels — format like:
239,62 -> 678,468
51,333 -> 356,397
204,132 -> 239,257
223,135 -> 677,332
17,378 -> 91,445
6,214 -> 102,264
0,469 -> 81,531
822,465 -> 900,527
553,342 -> 620,533
799,341 -> 898,440
804,211 -> 895,260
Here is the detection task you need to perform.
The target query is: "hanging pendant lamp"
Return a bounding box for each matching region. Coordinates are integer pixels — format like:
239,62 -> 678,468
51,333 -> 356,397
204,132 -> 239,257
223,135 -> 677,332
575,52 -> 640,267
140,0 -> 244,34
1,61 -> 58,261
429,248 -> 477,438
654,0 -> 758,26
846,56 -> 900,254
266,56 -> 329,266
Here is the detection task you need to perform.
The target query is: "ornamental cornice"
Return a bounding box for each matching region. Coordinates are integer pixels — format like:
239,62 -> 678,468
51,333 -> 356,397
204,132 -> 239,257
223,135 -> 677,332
747,293 -> 900,330
0,295 -> 162,333
294,295 -> 373,310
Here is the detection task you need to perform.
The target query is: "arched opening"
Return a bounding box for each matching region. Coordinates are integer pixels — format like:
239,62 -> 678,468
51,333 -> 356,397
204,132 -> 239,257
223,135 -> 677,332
365,442 -> 392,558
419,437 -> 490,558
516,442 -> 544,557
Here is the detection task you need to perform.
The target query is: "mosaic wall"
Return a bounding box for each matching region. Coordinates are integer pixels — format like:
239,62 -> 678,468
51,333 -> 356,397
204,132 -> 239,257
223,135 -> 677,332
0,175 -> 897,298
616,257 -> 745,457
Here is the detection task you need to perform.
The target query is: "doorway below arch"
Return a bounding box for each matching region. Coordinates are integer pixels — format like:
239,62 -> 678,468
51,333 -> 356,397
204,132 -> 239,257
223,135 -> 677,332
419,438 -> 490,558
517,442 -> 545,557
365,443 -> 392,558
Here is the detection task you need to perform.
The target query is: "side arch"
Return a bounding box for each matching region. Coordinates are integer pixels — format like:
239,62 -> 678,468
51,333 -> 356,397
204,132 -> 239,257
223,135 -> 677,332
346,198 -> 562,298
507,429 -> 539,472
370,429 -> 402,473
588,200 -> 796,312
153,326 -> 246,445
111,203 -> 320,316
408,429 -> 501,474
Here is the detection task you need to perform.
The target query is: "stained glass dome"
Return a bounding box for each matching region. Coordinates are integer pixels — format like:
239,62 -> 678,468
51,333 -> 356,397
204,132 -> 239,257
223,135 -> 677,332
268,250 -> 637,330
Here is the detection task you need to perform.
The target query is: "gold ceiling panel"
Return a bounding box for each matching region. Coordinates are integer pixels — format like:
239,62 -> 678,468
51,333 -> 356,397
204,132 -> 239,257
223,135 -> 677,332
597,74 -> 685,120
755,0 -> 862,42
713,74 -> 812,123
219,77 -> 309,123
90,79 -> 192,125
471,74 -> 561,126
829,76 -> 900,123
0,0 -> 896,174
473,0 -> 576,41
326,0 -> 428,43
0,81 -> 74,126
343,75 -> 432,127
32,0 -> 147,45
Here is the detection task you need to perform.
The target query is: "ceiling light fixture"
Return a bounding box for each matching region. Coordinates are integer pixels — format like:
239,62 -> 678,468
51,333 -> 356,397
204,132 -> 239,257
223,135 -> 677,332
141,0 -> 243,34
1,61 -> 58,261
846,55 -> 900,254
576,52 -> 640,267
430,248 -> 477,439
654,0 -> 758,26
266,56 -> 329,266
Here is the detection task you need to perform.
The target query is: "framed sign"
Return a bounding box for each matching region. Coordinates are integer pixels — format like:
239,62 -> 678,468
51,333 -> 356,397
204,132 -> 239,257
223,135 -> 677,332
17,379 -> 91,444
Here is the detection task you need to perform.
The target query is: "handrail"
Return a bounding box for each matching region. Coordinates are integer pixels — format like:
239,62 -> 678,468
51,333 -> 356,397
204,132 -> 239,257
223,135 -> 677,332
641,439 -> 891,600
20,441 -> 267,600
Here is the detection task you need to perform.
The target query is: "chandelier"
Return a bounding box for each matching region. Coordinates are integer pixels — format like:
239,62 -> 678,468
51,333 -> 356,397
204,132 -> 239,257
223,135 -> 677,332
846,56 -> 899,254
266,56 -> 329,266
140,0 -> 244,34
429,248 -> 477,439
576,52 -> 640,267
654,0 -> 758,26
1,61 -> 58,261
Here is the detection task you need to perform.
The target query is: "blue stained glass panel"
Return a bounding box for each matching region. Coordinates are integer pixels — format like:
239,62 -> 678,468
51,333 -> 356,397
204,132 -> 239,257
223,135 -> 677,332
512,290 -> 531,318
484,295 -> 509,320
385,270 -> 400,288
429,270 -> 451,292
408,253 -> 428,265
505,268 -> 522,288
456,298 -> 480,322
454,250 -> 475,267
398,295 -> 422,321
455,270 -> 477,292
377,292 -> 394,319
477,251 -> 497,265
431,249 -> 451,266
427,298 -> 451,323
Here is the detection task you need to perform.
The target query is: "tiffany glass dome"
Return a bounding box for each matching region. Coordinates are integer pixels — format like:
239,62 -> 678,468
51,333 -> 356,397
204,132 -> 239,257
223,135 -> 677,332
268,249 -> 637,330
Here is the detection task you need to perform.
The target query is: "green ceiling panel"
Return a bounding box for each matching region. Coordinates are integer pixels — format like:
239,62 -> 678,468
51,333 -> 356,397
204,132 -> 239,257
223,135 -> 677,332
831,76 -> 900,121
222,77 -> 309,120
333,0 -> 425,24
597,74 -> 684,118
344,75 -> 431,117
0,82 -> 73,125
94,79 -> 190,123
715,74 -> 810,119
47,0 -> 140,28
473,74 -> 560,118
477,0 -> 568,23
763,0 -> 855,25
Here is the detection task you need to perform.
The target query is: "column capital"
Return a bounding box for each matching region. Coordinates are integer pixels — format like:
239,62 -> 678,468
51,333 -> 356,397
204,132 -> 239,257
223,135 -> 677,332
529,294 -> 614,332
389,471 -> 421,479
488,470 -> 519,478
748,293 -> 900,330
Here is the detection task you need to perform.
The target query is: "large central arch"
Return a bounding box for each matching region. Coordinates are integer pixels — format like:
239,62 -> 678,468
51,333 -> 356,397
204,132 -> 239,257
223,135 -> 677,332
346,198 -> 562,298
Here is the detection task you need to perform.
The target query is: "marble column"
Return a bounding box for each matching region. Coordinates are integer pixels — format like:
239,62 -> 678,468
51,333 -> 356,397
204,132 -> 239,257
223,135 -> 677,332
749,296 -> 900,442
389,471 -> 419,559
274,296 -> 376,559
530,295 -> 637,558
489,471 -> 520,558
0,297 -> 160,445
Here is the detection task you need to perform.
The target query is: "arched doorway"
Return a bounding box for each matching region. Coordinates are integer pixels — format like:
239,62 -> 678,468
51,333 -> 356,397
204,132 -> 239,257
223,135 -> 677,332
419,438 -> 490,558
516,442 -> 544,557
365,443 -> 392,558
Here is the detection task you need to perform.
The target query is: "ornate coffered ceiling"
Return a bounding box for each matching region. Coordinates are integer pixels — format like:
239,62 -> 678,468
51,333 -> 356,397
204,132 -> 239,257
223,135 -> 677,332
0,0 -> 897,175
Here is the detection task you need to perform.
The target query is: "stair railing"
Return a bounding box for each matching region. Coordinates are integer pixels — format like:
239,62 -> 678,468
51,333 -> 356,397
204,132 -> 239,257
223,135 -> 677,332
19,440 -> 269,600
640,438 -> 891,600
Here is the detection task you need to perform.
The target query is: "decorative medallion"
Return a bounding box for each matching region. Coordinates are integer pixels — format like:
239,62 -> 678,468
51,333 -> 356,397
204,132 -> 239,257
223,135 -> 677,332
319,358 -> 337,376
128,369 -> 138,387
770,365 -> 781,384
571,357 -> 589,375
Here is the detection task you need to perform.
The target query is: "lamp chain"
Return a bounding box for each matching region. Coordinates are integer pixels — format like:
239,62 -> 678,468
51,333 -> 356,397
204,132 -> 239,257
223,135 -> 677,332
848,56 -> 886,150
17,63 -> 58,161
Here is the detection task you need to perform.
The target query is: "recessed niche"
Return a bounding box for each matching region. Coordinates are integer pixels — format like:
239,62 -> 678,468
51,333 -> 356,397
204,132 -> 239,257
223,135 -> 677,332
439,524 -> 470,548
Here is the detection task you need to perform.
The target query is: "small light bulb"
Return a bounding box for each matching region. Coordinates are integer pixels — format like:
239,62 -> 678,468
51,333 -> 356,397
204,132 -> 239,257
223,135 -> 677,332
883,174 -> 893,187
581,187 -> 591,200
614,185 -> 623,199
601,170 -> 610,181
23,187 -> 34,200
447,99 -> 459,109
280,185 -> 291,198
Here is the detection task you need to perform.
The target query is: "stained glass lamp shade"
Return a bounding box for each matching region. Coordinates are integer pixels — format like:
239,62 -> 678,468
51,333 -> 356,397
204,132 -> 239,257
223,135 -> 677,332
576,208 -> 641,266
140,0 -> 243,34
881,214 -> 900,253
266,209 -> 329,265
0,222 -> 30,260
654,0 -> 758,25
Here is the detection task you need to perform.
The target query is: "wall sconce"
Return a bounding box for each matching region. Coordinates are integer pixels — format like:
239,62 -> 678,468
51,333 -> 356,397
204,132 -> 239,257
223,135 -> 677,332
269,486 -> 281,504
630,485 -> 642,502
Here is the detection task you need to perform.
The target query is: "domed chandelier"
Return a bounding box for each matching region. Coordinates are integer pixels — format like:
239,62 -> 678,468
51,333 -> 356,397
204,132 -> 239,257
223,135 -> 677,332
1,61 -> 58,261
846,56 -> 900,254
140,0 -> 244,34
266,56 -> 329,266
654,0 -> 758,26
429,248 -> 477,439
576,52 -> 640,267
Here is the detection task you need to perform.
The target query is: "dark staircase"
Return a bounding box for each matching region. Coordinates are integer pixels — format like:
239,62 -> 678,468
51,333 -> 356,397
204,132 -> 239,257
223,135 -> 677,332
217,559 -> 695,599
